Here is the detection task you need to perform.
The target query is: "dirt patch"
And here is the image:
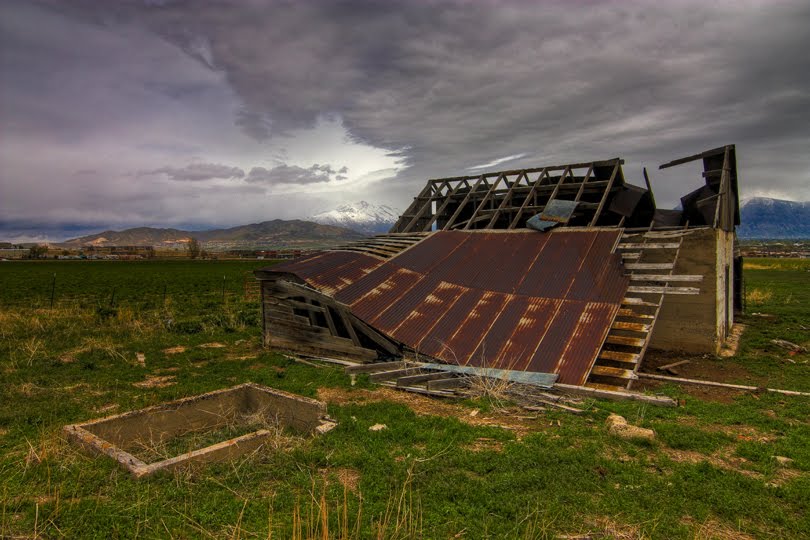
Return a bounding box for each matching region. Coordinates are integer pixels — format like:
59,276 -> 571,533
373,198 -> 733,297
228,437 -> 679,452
676,417 -> 777,444
199,342 -> 226,349
634,379 -> 738,404
133,375 -> 176,389
316,387 -> 543,438
319,467 -> 362,494
768,467 -> 804,488
580,516 -> 644,539
661,446 -> 760,479
0,428 -> 7,438
682,516 -> 755,540
464,437 -> 504,453
226,354 -> 258,361
162,346 -> 187,355
643,350 -> 763,385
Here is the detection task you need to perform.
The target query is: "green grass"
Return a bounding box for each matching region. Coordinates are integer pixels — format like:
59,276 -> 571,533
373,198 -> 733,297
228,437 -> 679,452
0,258 -> 808,538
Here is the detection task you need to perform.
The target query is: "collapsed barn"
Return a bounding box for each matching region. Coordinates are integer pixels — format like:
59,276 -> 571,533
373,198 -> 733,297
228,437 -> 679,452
255,145 -> 741,393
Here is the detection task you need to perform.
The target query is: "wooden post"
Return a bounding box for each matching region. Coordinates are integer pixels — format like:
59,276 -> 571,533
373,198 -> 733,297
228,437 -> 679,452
50,273 -> 56,309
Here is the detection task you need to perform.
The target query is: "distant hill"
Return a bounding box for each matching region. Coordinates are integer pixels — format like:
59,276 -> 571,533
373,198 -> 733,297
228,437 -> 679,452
738,197 -> 810,239
61,219 -> 365,248
310,200 -> 400,235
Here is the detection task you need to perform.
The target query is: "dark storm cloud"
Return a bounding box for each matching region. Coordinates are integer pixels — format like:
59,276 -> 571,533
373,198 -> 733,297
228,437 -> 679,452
3,0 -> 810,239
246,163 -> 342,185
143,162 -> 245,181
38,0 -> 810,205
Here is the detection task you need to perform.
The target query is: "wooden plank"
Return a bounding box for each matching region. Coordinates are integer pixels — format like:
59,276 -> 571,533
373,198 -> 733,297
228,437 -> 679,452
629,274 -> 703,282
339,310 -> 361,347
265,311 -> 312,327
551,383 -> 677,407
391,183 -> 432,232
322,306 -> 338,336
403,180 -> 449,232
611,321 -> 651,333
427,377 -> 468,391
443,175 -> 485,230
616,309 -> 655,319
627,286 -> 700,295
396,372 -> 449,387
621,252 -> 641,260
369,367 -> 422,383
422,178 -> 468,232
345,361 -> 408,374
605,335 -> 646,347
589,161 -> 620,226
271,298 -> 326,313
347,314 -> 400,356
624,263 -> 675,270
635,373 -> 810,397
267,336 -> 378,362
590,366 -> 637,379
599,350 -> 640,364
508,168 -> 550,229
658,146 -> 727,169
618,243 -> 680,249
485,171 -> 527,228
657,360 -> 691,372
463,173 -> 506,230
622,297 -> 660,307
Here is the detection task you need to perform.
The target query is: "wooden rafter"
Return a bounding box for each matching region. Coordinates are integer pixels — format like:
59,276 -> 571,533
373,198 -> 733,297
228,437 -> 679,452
589,161 -> 620,227
442,175 -> 486,230
421,179 -> 468,232
463,173 -> 506,230
508,168 -> 550,229
486,171 -> 527,228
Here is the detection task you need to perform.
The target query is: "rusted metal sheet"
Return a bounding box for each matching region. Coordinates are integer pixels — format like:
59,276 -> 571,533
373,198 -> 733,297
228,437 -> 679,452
264,229 -> 628,386
268,251 -> 384,295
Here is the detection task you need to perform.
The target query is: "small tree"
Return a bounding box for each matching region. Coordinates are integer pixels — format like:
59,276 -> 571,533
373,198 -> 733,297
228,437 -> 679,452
28,244 -> 48,259
187,237 -> 201,259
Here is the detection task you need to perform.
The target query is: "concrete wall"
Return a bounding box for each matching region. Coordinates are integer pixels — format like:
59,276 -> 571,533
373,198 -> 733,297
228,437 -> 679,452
649,228 -> 734,354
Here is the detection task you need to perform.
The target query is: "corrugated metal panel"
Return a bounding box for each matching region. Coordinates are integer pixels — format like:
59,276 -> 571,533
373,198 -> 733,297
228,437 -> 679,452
269,251 -> 384,295
555,302 -> 619,385
264,229 -> 629,386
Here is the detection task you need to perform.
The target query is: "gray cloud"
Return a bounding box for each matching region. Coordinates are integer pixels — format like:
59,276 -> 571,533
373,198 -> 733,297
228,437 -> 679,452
246,163 -> 341,185
42,0 -> 810,205
144,162 -> 245,181
2,0 -> 810,237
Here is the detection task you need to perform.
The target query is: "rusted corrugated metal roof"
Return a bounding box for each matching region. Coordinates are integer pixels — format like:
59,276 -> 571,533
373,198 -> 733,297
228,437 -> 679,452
332,229 -> 628,386
267,250 -> 385,296
262,229 -> 628,386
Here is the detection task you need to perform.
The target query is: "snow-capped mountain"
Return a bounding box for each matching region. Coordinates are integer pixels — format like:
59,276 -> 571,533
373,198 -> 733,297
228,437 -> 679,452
738,197 -> 810,239
310,201 -> 402,235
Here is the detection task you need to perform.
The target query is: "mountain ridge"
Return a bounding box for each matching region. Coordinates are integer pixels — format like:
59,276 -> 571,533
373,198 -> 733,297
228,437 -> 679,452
738,197 -> 810,239
60,219 -> 365,248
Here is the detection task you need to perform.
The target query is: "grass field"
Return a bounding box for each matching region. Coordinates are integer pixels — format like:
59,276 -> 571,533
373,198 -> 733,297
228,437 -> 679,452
0,258 -> 808,539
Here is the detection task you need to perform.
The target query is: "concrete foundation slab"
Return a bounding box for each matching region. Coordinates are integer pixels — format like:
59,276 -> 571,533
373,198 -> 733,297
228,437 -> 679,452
64,383 -> 336,478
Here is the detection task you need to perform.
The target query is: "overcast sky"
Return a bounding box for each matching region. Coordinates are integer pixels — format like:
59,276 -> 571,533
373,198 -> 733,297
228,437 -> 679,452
1,0 -> 809,241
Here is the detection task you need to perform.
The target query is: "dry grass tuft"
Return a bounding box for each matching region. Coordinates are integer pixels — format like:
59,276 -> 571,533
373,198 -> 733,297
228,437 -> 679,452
746,288 -> 773,304
682,516 -> 755,540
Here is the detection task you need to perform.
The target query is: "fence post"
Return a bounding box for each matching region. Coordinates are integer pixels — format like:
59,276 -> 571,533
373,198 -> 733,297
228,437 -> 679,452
50,273 -> 56,309
162,284 -> 167,306
222,275 -> 226,303
110,287 -> 116,307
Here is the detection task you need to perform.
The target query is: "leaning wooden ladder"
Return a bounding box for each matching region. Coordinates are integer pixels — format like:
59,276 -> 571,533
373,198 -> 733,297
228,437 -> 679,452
585,226 -> 701,391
